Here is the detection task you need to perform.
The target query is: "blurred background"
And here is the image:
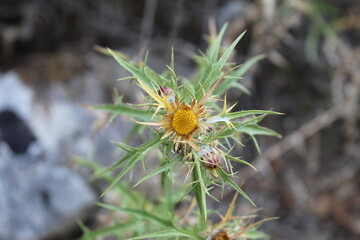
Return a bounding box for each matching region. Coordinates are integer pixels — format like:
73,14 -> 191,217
0,0 -> 359,239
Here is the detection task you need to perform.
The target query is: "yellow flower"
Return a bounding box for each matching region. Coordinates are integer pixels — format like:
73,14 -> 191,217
136,79 -> 207,152
160,98 -> 206,151
135,67 -> 236,153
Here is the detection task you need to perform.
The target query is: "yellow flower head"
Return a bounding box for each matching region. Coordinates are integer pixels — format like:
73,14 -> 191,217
135,67 -> 236,153
138,82 -> 207,152
160,97 -> 208,151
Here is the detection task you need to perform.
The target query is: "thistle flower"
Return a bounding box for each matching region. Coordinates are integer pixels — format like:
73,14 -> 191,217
81,25 -> 282,240
93,26 -> 281,222
158,96 -> 206,152
134,65 -> 238,154
206,193 -> 278,240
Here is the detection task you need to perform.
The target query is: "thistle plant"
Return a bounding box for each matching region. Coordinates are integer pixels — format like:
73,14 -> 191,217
81,25 -> 281,239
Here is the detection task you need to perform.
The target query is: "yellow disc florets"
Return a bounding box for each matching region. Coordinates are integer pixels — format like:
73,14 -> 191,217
171,108 -> 197,136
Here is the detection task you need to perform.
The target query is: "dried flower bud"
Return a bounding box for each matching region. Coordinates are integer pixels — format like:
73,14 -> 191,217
158,86 -> 175,103
172,142 -> 185,154
198,145 -> 220,170
212,231 -> 230,240
201,151 -> 219,169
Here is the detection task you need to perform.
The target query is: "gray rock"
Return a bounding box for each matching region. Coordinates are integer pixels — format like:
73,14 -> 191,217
0,156 -> 96,240
0,72 -> 99,240
0,55 -> 136,239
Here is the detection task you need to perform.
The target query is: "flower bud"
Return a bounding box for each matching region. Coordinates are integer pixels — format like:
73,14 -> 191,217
201,151 -> 219,169
198,145 -> 220,170
158,86 -> 175,103
158,86 -> 172,96
211,231 -> 229,240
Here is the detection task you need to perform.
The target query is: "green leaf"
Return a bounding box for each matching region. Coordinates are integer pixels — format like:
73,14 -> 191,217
239,123 -> 282,153
224,154 -> 257,171
234,54 -> 266,78
100,136 -> 163,197
107,48 -> 154,87
192,155 -> 207,221
217,30 -> 246,70
208,23 -> 228,62
194,59 -> 222,99
96,135 -> 162,177
214,80 -> 251,96
214,54 -> 265,95
170,47 -> 175,73
133,154 -> 182,187
79,221 -> 137,240
217,167 -> 255,206
112,141 -> 136,153
181,79 -> 196,97
128,229 -> 200,240
238,124 -> 282,138
205,114 -> 269,142
89,99 -> 151,120
222,110 -> 282,121
162,171 -> 174,215
248,134 -> 262,153
77,220 -> 90,233
97,202 -> 172,227
195,30 -> 247,99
